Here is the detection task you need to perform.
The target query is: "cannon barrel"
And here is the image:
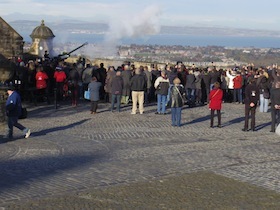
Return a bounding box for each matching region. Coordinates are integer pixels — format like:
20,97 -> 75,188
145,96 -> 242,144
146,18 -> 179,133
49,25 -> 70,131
56,42 -> 88,60
67,42 -> 88,55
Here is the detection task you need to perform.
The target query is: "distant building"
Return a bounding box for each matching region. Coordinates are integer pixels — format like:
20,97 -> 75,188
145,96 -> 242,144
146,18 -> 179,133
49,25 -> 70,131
0,16 -> 24,58
29,20 -> 55,58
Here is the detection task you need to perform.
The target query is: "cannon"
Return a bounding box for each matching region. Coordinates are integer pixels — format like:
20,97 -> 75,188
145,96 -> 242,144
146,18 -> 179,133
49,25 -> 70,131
55,42 -> 88,61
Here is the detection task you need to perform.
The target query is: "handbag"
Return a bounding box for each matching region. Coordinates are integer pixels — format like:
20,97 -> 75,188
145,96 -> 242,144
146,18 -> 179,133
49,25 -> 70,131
84,90 -> 90,100
174,85 -> 186,103
19,107 -> 27,119
263,90 -> 270,99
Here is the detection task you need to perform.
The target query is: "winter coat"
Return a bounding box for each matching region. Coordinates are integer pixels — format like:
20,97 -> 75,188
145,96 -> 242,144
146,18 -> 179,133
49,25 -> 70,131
209,70 -> 221,84
130,74 -> 147,92
88,81 -> 102,102
54,70 -> 66,83
144,70 -> 153,89
244,83 -> 259,106
233,75 -> 243,89
35,71 -> 48,89
194,71 -> 202,90
167,69 -> 178,85
121,70 -> 132,96
6,91 -> 22,117
220,75 -> 228,90
201,73 -> 211,90
226,71 -> 236,89
154,76 -> 170,95
170,84 -> 185,108
270,88 -> 280,108
185,74 -> 196,89
209,88 -> 223,110
257,75 -> 270,95
104,70 -> 116,94
111,76 -> 123,95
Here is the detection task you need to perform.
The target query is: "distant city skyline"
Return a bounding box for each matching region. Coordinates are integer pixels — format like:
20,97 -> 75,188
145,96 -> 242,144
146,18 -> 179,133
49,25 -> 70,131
1,0 -> 280,31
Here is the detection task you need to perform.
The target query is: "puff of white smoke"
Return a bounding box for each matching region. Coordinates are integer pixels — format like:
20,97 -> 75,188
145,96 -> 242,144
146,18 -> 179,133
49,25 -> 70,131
104,4 -> 162,44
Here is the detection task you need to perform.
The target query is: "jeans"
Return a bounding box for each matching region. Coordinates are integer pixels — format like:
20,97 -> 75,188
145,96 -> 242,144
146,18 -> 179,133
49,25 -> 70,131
157,94 -> 167,113
171,107 -> 182,126
259,94 -> 269,112
233,88 -> 242,103
187,88 -> 195,103
111,94 -> 121,111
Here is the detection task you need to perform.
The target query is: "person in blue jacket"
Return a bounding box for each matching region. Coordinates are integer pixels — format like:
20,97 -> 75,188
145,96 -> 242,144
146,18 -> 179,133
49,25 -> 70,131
4,86 -> 31,140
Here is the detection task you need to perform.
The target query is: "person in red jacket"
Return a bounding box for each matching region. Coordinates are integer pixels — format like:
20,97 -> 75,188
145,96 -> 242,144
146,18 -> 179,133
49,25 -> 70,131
209,82 -> 223,128
35,66 -> 48,89
233,71 -> 243,104
35,65 -> 49,103
54,66 -> 67,102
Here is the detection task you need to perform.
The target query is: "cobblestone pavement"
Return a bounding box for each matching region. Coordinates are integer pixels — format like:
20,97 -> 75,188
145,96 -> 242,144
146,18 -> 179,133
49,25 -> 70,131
0,100 -> 279,209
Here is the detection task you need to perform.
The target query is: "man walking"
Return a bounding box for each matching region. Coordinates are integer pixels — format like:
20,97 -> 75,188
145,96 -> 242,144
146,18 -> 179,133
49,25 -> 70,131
4,86 -> 31,140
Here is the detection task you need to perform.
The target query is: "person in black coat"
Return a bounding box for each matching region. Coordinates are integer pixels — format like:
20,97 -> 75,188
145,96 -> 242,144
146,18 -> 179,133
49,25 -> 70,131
270,82 -> 280,132
121,65 -> 132,105
130,69 -> 147,114
242,78 -> 259,132
201,69 -> 211,104
96,63 -> 107,100
111,71 -> 123,112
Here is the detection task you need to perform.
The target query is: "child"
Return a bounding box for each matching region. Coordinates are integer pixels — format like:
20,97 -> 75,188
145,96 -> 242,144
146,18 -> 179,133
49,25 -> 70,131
209,82 -> 223,128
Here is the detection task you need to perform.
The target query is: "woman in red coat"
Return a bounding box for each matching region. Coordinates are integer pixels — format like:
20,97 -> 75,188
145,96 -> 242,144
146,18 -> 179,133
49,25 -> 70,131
209,82 -> 223,128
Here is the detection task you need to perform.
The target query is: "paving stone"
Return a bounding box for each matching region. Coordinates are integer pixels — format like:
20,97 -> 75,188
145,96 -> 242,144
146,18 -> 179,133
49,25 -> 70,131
0,101 -> 279,208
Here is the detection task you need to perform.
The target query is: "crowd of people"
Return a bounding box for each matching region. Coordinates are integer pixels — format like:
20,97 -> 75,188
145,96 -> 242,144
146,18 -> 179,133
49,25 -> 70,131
4,58 -> 280,140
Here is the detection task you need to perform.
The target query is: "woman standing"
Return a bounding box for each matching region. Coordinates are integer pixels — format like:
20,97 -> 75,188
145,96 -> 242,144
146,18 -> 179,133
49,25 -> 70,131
104,66 -> 116,103
88,76 -> 102,114
170,77 -> 185,127
209,82 -> 223,128
256,70 -> 270,113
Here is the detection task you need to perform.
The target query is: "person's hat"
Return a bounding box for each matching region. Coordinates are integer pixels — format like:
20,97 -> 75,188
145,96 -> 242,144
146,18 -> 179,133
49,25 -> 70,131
7,86 -> 15,91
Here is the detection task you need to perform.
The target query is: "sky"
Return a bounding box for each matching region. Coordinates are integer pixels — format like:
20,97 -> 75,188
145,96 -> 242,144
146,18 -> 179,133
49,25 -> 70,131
1,0 -> 280,31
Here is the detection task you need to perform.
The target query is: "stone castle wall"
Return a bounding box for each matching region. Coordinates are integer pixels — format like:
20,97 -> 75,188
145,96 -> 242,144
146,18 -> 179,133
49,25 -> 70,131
0,17 -> 23,58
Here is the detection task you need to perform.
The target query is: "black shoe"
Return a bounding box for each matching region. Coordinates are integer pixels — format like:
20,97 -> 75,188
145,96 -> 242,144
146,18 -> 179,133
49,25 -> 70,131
218,125 -> 222,128
210,125 -> 214,128
155,112 -> 160,114
251,128 -> 256,132
270,130 -> 275,133
242,128 -> 249,132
